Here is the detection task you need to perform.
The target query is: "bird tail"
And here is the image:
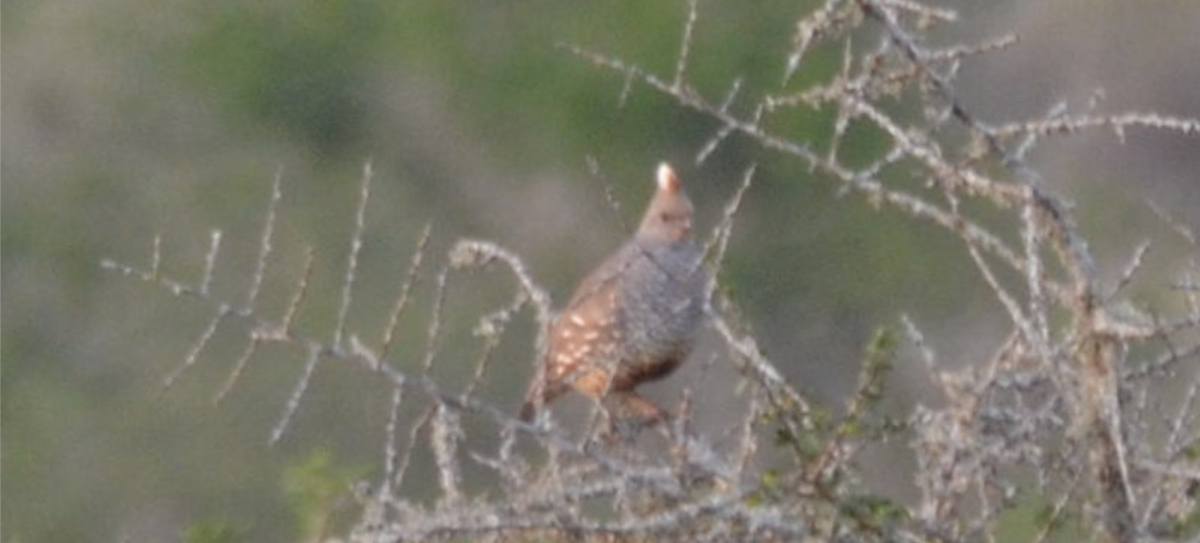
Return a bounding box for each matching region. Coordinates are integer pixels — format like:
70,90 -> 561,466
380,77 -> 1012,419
518,381 -> 543,422
519,375 -> 565,422
518,398 -> 537,422
518,371 -> 544,422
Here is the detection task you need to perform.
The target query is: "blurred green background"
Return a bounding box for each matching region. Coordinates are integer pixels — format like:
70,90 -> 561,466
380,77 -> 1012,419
3,0 -> 1197,541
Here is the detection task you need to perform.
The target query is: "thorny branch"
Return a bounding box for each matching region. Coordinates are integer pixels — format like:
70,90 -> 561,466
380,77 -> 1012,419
103,0 -> 1199,541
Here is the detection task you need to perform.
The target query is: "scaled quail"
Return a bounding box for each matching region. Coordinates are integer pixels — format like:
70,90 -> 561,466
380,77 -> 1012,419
520,163 -> 708,423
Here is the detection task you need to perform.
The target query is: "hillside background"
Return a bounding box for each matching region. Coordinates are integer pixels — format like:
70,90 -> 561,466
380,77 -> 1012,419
3,0 -> 1198,541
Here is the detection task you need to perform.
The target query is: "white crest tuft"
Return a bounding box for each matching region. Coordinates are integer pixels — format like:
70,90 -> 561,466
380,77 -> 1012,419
657,163 -> 679,192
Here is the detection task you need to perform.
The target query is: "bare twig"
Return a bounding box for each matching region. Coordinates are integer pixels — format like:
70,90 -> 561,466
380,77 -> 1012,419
246,168 -> 283,310
162,307 -> 230,393
200,230 -> 222,296
269,343 -> 322,446
586,155 -> 628,231
379,223 -> 432,362
673,0 -> 699,91
334,162 -> 373,347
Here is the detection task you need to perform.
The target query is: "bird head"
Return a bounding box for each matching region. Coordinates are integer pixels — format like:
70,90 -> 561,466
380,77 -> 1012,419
636,163 -> 695,244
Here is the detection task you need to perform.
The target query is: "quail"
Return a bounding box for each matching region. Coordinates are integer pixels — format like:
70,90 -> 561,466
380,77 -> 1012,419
520,163 -> 708,423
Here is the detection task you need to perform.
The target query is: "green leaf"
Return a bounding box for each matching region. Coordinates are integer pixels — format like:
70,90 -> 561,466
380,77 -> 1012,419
283,449 -> 367,541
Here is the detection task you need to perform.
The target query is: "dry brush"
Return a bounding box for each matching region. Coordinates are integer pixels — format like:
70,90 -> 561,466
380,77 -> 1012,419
104,1 -> 1199,541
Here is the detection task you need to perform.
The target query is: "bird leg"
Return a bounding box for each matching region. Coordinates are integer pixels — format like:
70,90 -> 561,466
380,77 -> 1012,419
597,391 -> 669,443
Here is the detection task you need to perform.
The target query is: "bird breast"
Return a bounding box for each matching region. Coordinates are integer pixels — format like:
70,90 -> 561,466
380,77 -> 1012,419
617,240 -> 707,362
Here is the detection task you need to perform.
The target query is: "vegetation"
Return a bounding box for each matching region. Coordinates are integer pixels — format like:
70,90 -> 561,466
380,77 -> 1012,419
4,0 -> 1198,541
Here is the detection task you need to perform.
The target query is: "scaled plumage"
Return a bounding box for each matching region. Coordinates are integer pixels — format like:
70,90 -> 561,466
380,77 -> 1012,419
520,163 -> 708,423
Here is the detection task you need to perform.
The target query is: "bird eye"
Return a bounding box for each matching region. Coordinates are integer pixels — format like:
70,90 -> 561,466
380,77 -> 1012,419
659,212 -> 671,222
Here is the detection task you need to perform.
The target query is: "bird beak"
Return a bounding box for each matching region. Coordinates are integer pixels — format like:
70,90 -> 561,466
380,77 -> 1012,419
657,163 -> 680,193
